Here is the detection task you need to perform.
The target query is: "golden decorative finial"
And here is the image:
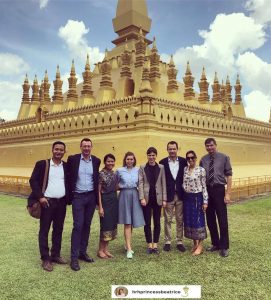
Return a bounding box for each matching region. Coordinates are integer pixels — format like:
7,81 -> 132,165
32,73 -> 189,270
152,36 -> 157,49
201,67 -> 207,80
44,70 -> 48,81
169,55 -> 174,66
214,72 -> 219,82
185,61 -> 191,75
236,74 -> 240,84
226,75 -> 230,84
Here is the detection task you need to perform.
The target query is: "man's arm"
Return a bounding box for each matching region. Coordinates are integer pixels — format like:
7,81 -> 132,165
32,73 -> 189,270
29,161 -> 44,199
225,176 -> 232,204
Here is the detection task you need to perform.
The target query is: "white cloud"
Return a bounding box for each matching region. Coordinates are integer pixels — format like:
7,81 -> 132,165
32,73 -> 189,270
245,0 -> 271,26
236,51 -> 271,95
58,20 -> 104,67
161,12 -> 270,121
244,90 -> 271,121
0,53 -> 29,76
0,81 -> 21,121
39,0 -> 49,9
166,13 -> 266,84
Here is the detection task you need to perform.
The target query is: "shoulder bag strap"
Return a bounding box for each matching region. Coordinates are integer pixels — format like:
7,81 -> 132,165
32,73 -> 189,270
42,159 -> 49,194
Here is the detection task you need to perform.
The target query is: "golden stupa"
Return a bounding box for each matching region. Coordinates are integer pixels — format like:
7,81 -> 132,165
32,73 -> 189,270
0,0 -> 271,178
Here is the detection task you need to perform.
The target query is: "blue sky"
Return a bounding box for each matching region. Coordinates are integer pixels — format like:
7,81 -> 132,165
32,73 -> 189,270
0,0 -> 271,122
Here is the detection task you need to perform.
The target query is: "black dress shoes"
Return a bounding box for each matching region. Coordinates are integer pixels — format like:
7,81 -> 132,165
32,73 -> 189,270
78,253 -> 95,263
220,249 -> 229,257
70,260 -> 80,271
146,248 -> 153,254
206,245 -> 220,252
152,248 -> 159,254
163,244 -> 171,252
177,244 -> 186,252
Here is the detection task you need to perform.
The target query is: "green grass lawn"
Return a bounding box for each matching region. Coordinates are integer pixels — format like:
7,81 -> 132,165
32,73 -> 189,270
0,194 -> 270,300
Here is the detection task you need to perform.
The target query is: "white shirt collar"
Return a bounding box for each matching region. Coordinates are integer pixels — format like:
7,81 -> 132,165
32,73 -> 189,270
50,159 -> 63,166
168,157 -> 179,162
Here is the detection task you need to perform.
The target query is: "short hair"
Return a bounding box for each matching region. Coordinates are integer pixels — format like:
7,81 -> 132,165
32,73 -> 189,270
186,150 -> 197,159
167,141 -> 178,149
147,147 -> 157,155
52,141 -> 66,150
123,151 -> 137,167
103,153 -> 115,164
80,138 -> 92,146
205,137 -> 217,145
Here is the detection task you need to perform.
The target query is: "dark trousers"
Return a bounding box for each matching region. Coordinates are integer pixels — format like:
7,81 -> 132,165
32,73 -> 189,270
206,185 -> 229,249
142,200 -> 162,244
39,198 -> 67,260
71,192 -> 96,260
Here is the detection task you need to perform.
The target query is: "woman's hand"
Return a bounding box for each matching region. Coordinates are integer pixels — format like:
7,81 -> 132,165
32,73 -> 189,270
162,200 -> 167,208
140,199 -> 147,206
99,207 -> 104,217
202,204 -> 208,212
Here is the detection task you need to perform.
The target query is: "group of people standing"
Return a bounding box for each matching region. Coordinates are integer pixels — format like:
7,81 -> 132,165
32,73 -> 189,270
28,137 -> 232,272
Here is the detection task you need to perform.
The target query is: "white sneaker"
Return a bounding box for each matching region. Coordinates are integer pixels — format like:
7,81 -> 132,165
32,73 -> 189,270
124,246 -> 134,254
126,250 -> 133,259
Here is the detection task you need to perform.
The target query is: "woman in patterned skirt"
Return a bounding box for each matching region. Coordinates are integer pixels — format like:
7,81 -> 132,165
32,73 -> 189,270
117,152 -> 145,259
98,154 -> 118,258
183,150 -> 208,256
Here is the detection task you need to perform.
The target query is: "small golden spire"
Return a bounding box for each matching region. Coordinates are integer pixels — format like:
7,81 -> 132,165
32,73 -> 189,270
169,55 -> 174,66
152,36 -> 157,49
185,61 -> 192,75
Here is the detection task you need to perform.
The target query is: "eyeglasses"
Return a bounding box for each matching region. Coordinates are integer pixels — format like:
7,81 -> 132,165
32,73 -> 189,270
186,156 -> 196,161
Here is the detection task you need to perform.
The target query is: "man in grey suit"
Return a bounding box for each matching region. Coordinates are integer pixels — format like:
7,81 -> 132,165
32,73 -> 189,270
200,137 -> 232,257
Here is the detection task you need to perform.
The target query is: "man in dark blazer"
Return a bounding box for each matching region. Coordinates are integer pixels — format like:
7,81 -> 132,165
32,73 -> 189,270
68,138 -> 101,271
28,141 -> 69,272
159,141 -> 187,252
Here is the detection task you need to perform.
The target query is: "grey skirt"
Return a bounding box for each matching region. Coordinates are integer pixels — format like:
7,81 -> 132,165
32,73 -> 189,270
118,188 -> 145,228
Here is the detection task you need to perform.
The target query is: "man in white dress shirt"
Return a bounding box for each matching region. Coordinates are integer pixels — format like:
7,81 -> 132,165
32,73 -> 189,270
29,141 -> 69,271
159,141 -> 187,252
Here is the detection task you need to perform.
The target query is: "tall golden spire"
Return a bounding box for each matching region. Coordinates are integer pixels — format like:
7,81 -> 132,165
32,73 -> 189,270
167,55 -> 178,93
43,70 -> 51,103
198,67 -> 209,103
112,0 -> 152,46
52,65 -> 63,103
183,61 -> 195,100
31,75 -> 39,103
81,54 -> 94,97
150,37 -> 161,81
234,74 -> 242,104
212,72 -> 221,103
100,49 -> 113,88
22,74 -> 30,103
225,75 -> 232,102
67,60 -> 78,101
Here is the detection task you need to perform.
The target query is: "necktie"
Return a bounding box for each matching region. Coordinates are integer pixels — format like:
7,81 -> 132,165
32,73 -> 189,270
209,155 -> 214,185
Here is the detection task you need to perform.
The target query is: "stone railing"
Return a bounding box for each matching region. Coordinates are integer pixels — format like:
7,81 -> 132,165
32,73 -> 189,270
231,175 -> 271,201
0,175 -> 31,196
1,97 -> 271,144
1,174 -> 271,201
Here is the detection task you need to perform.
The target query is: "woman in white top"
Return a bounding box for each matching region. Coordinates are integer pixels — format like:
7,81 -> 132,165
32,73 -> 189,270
183,150 -> 208,256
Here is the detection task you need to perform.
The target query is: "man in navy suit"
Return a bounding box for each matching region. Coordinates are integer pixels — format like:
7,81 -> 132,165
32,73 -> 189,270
159,141 -> 187,252
67,138 -> 101,271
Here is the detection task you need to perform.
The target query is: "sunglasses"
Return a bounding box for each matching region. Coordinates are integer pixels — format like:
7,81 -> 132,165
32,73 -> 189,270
186,156 -> 196,161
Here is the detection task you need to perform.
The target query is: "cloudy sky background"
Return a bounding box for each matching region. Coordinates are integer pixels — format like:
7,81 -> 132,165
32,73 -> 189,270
0,0 -> 271,121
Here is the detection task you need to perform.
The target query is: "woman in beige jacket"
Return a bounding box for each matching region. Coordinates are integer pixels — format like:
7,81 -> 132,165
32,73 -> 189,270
139,147 -> 167,254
